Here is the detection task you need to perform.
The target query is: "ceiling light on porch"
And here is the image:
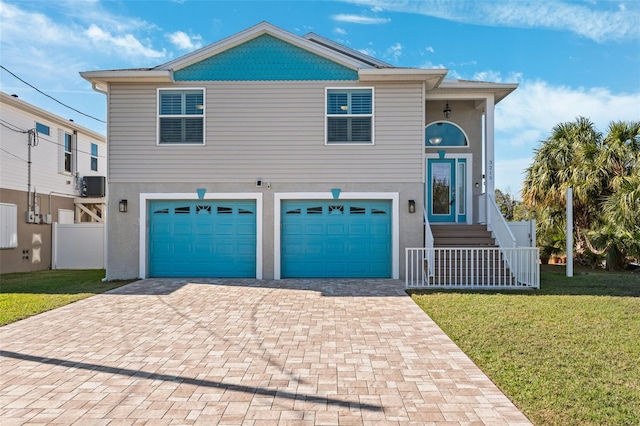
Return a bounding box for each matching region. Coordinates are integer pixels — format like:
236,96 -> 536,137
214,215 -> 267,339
428,137 -> 442,145
443,102 -> 452,118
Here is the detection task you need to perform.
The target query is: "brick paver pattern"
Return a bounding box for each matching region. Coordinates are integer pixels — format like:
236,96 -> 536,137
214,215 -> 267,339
0,279 -> 531,425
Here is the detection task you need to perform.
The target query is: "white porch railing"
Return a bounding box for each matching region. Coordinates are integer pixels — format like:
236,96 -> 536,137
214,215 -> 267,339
483,193 -> 517,248
405,247 -> 540,289
423,206 -> 434,278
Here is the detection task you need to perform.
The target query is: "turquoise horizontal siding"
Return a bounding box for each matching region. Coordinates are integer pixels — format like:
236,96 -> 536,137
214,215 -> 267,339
174,34 -> 358,81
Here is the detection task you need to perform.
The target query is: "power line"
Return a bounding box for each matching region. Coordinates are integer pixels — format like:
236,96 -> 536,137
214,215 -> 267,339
0,147 -> 28,163
1,65 -> 106,124
0,119 -> 29,133
0,118 -> 106,158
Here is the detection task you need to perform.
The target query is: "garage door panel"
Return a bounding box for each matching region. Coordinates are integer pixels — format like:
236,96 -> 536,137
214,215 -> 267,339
305,224 -> 324,235
281,200 -> 391,278
149,200 -> 256,278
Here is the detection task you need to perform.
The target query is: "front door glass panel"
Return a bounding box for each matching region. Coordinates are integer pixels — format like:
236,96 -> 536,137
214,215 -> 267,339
432,163 -> 451,215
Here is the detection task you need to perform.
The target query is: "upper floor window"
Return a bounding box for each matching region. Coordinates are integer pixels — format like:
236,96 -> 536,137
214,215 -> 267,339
35,122 -> 50,136
63,132 -> 73,173
326,88 -> 373,144
90,143 -> 98,171
158,89 -> 204,145
425,121 -> 468,147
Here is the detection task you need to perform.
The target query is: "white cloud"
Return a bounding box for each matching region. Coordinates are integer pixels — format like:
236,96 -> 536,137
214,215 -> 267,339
358,48 -> 378,57
340,0 -> 640,42
385,42 -> 403,62
334,27 -> 348,35
493,79 -> 640,194
332,14 -> 391,24
424,46 -> 435,53
494,157 -> 532,197
86,25 -> 165,59
168,31 -> 203,50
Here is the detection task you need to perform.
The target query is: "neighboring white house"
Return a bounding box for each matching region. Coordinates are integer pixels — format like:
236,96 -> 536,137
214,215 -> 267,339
0,92 -> 107,273
81,22 -> 537,287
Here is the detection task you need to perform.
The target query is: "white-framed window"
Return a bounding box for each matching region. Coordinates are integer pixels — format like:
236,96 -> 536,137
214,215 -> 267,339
35,122 -> 50,136
0,203 -> 18,249
326,87 -> 374,144
90,143 -> 98,171
59,131 -> 74,174
157,88 -> 205,145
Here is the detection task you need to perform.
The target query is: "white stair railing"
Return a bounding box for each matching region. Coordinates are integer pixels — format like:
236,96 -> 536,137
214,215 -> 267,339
405,247 -> 540,289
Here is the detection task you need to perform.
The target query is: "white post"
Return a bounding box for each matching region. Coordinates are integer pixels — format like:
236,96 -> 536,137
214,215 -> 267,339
566,188 -> 573,277
484,95 -> 495,222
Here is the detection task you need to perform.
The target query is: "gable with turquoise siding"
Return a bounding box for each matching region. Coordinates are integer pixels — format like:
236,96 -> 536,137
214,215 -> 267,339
174,34 -> 359,81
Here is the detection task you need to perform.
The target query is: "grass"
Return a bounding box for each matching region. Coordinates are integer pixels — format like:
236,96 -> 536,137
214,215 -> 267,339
410,265 -> 640,426
0,269 -> 133,326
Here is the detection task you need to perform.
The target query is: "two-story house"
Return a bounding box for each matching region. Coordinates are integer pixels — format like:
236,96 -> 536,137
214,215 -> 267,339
81,22 -> 538,287
0,92 -> 107,273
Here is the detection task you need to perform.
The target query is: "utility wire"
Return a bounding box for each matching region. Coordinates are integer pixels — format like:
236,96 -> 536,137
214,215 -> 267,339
0,119 -> 29,133
1,65 -> 106,124
0,147 -> 28,163
1,118 -> 106,158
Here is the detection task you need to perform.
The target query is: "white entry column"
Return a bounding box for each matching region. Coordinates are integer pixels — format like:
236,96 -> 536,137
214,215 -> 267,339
484,94 -> 495,220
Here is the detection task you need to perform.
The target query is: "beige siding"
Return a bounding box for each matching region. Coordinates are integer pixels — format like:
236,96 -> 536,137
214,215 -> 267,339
107,81 -> 424,183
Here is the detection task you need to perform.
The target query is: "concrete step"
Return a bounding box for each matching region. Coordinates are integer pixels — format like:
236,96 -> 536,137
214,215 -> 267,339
430,224 -> 497,247
434,238 -> 497,247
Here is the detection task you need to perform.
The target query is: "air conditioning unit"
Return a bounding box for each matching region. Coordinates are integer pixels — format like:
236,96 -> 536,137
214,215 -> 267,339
83,176 -> 106,197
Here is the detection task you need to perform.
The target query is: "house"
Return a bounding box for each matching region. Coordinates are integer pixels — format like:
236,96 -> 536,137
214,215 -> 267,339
0,92 -> 107,273
81,22 -> 538,287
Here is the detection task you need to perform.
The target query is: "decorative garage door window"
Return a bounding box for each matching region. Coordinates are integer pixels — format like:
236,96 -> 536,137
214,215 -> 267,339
281,200 -> 391,278
148,200 -> 256,278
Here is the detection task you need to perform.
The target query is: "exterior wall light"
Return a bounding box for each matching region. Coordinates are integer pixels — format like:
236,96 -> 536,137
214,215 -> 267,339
408,199 -> 416,214
119,199 -> 128,213
443,102 -> 452,118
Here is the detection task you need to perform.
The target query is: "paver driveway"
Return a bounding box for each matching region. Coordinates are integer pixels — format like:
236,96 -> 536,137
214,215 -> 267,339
0,279 -> 531,425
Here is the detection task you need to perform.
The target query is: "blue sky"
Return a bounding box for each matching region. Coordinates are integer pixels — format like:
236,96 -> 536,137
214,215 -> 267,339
1,0 -> 639,196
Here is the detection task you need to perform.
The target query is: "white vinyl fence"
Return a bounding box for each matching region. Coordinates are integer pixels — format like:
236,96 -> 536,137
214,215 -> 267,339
52,223 -> 105,269
508,220 -> 537,248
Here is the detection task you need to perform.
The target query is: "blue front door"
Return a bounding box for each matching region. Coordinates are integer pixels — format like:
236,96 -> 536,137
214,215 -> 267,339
427,159 -> 456,223
148,200 -> 256,277
281,200 -> 392,278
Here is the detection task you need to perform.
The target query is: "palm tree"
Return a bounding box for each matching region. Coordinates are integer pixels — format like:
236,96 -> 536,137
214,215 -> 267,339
522,117 -> 603,258
523,118 -> 640,269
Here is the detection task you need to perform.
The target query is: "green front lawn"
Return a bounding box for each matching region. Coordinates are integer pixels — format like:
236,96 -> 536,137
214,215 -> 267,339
0,269 -> 133,326
410,265 -> 640,425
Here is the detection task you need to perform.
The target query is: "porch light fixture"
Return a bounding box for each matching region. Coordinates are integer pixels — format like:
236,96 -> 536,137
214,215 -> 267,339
408,199 -> 416,214
428,137 -> 442,145
119,199 -> 128,213
443,102 -> 452,118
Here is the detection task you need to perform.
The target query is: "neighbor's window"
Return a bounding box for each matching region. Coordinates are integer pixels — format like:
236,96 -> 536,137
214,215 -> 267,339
63,132 -> 73,173
158,89 -> 204,145
35,122 -> 50,136
326,88 -> 373,144
90,143 -> 98,171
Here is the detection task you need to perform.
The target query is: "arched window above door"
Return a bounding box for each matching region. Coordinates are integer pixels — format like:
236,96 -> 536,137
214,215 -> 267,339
425,121 -> 468,147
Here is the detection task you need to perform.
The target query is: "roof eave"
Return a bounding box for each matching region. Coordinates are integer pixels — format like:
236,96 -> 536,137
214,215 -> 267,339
0,91 -> 106,141
80,70 -> 174,93
358,68 -> 448,89
432,81 -> 519,104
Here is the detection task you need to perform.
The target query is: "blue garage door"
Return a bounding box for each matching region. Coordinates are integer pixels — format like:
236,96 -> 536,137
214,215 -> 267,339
281,200 -> 392,278
148,200 -> 256,277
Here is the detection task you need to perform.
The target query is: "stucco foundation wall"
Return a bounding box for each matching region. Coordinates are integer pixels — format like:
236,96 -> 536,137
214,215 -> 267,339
106,182 -> 424,280
0,188 -> 75,274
